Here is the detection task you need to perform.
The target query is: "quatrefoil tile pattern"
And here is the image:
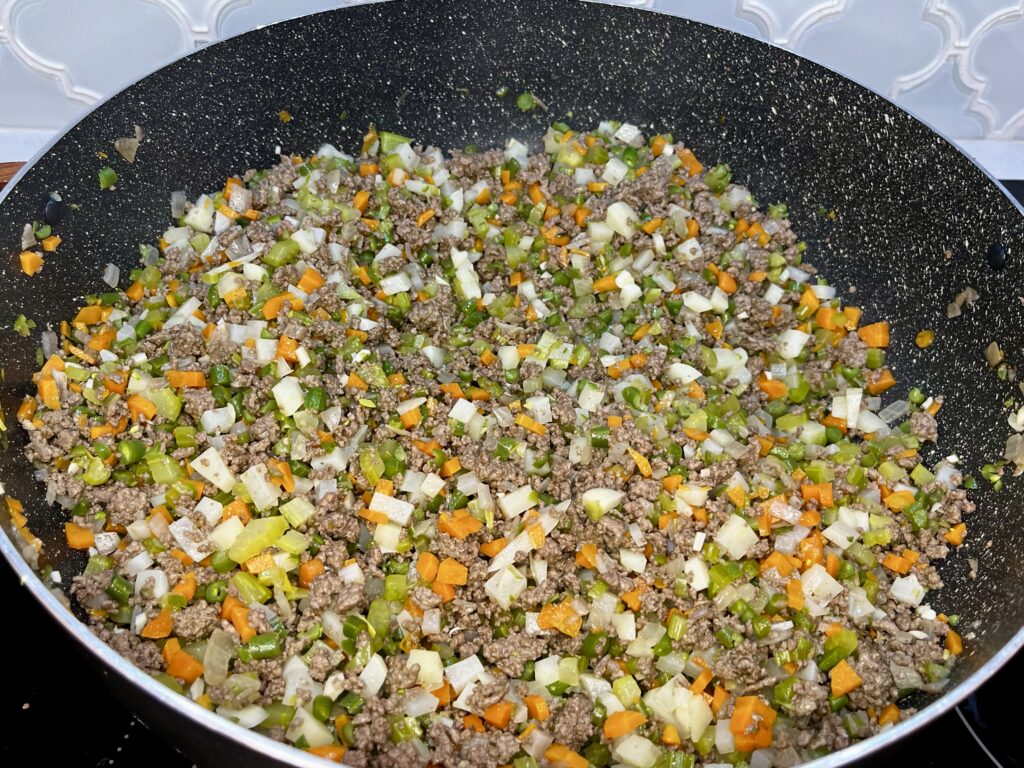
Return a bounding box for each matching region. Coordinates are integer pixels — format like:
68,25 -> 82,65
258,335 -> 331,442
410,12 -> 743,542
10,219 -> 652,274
0,0 -> 1021,172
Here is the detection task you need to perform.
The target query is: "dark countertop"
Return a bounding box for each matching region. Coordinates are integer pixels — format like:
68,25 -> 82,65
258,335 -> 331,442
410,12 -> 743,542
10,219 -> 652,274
4,178 -> 1023,767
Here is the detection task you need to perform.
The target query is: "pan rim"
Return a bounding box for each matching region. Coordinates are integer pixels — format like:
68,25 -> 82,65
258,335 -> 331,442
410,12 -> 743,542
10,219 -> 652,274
1,1 -> 1022,766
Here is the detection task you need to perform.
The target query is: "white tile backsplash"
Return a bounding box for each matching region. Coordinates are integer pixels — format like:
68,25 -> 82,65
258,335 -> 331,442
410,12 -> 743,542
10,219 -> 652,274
0,0 -> 1021,175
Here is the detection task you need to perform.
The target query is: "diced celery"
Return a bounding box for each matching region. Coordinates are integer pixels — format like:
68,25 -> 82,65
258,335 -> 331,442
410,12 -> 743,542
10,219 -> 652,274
910,464 -> 936,486
149,387 -> 182,420
229,516 -> 290,564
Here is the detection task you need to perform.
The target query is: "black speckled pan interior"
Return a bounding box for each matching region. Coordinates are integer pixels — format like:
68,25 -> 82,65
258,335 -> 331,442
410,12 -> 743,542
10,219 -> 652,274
1,0 -> 1022,765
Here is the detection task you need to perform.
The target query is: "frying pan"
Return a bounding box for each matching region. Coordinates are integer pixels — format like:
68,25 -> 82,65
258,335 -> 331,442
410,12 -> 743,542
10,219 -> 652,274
1,1 -> 1022,766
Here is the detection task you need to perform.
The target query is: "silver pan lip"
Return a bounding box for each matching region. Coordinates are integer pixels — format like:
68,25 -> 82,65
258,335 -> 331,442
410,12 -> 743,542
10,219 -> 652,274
1,2 -> 1022,767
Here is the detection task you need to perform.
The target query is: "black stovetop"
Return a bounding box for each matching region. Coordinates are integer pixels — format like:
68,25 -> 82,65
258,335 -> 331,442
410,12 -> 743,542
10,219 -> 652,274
4,180 -> 1023,768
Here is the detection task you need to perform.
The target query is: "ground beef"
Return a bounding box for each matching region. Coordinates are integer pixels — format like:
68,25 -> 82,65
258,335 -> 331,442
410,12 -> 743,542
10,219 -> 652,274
789,678 -> 829,719
836,333 -> 868,368
182,387 -> 216,418
84,483 -> 151,526
482,633 -> 547,677
714,641 -> 770,691
96,626 -> 164,674
334,583 -> 365,614
172,602 -> 219,641
385,655 -> 420,695
466,678 -> 509,712
315,492 -> 360,541
307,573 -> 342,611
23,125 -> 972,768
548,695 -> 593,749
908,410 -> 939,442
308,644 -> 340,682
848,641 -> 896,709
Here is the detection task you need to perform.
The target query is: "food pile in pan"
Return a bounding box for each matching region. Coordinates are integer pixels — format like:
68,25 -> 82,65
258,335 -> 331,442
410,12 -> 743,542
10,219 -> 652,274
16,121 -> 971,767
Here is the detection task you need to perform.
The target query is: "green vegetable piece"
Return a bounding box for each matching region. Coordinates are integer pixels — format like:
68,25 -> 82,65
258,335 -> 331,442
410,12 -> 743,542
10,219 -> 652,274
99,167 -> 118,190
516,92 -> 538,112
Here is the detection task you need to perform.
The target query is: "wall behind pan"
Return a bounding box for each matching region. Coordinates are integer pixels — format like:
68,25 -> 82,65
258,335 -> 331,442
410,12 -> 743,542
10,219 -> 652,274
0,0 -> 1021,177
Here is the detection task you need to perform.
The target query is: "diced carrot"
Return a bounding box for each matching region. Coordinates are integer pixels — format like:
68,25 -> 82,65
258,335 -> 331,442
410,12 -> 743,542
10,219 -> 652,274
436,558 -> 468,586
687,667 -> 713,697
141,609 -> 174,639
463,714 -> 485,733
353,189 -> 370,213
430,682 -> 453,706
358,508 -> 389,525
297,267 -> 325,294
306,745 -> 345,762
347,371 -> 369,391
166,370 -> 207,388
641,217 -> 663,236
945,628 -> 963,655
866,367 -> 896,396
172,572 -> 197,602
166,649 -> 205,683
799,509 -> 821,528
627,447 -> 653,478
876,703 -> 900,726
65,522 -> 94,550
620,584 -> 646,611
417,209 -> 436,227
162,638 -> 182,665
858,321 -> 890,348
944,523 -> 966,546
718,270 -> 737,294
515,412 -> 546,435
126,280 -> 145,301
262,292 -> 302,320
575,542 -> 598,569
413,553 -> 439,586
440,457 -> 462,478
757,373 -> 788,399
826,553 -> 842,578
438,512 -> 483,540
710,685 -> 729,716
830,659 -> 863,697
430,581 -> 456,602
884,490 -> 915,512
221,498 -> 251,524
299,558 -> 325,588
799,286 -> 820,313
731,696 -> 776,751
544,744 -> 589,768
787,578 -> 804,610
483,700 -> 513,729
268,458 -> 295,493
677,147 -> 704,177
801,482 -> 834,508
359,163 -> 378,177
20,251 -> 44,276
593,274 -> 620,293
479,538 -> 507,558
760,551 -> 797,578
537,602 -> 582,637
603,710 -> 646,739
37,375 -> 60,410
524,694 -> 549,721
224,599 -> 256,642
16,397 -> 37,422
881,553 -> 912,575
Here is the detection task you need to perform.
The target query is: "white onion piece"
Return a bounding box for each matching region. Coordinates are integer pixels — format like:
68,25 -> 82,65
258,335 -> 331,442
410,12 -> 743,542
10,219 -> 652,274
102,263 -> 120,287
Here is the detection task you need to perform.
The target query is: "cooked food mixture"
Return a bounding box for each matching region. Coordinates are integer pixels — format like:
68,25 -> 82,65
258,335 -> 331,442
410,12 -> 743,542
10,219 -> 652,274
18,122 -> 973,767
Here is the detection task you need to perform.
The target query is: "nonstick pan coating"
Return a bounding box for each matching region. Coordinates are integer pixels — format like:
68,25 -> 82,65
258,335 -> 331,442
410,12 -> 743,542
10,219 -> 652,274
1,1 -> 1022,766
